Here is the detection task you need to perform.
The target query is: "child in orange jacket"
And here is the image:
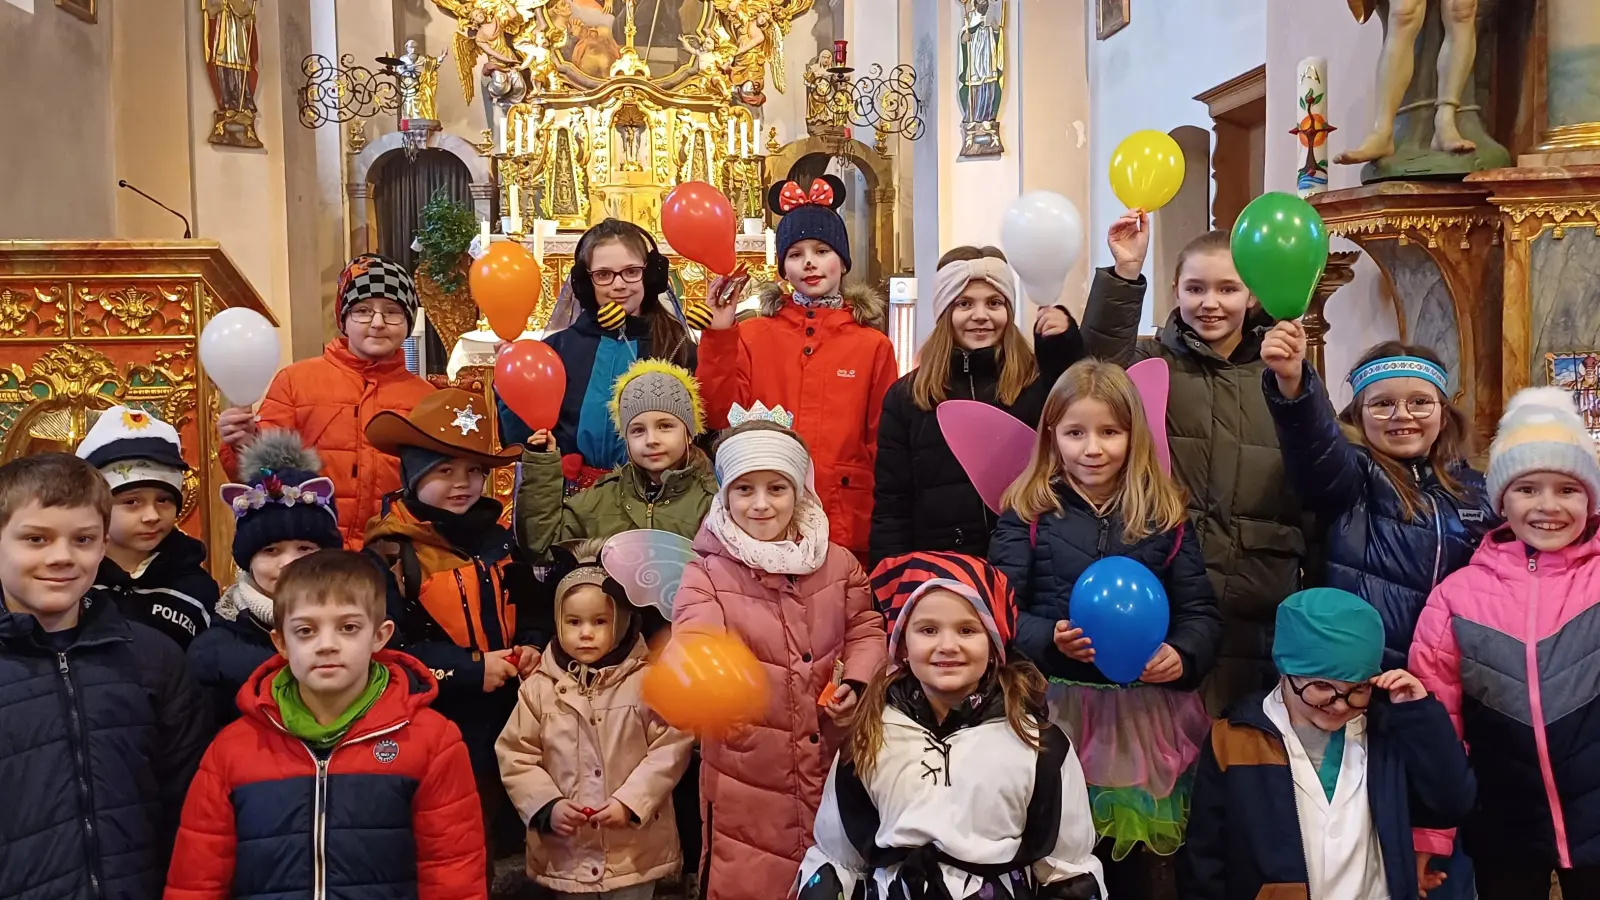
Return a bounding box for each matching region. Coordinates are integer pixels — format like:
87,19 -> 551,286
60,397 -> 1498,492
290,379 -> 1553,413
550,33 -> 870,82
696,177 -> 897,557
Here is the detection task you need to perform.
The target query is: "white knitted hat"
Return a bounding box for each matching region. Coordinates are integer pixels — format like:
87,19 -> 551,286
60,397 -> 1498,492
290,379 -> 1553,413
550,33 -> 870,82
1486,386 -> 1600,513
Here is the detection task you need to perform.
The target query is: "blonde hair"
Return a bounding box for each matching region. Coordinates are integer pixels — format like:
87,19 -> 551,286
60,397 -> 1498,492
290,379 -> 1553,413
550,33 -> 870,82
1336,341 -> 1472,520
849,659 -> 1047,779
1000,359 -> 1186,542
910,246 -> 1037,411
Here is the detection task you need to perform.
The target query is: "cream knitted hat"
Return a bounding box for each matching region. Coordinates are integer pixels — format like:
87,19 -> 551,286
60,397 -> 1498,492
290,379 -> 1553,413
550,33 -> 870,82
1486,386 -> 1600,513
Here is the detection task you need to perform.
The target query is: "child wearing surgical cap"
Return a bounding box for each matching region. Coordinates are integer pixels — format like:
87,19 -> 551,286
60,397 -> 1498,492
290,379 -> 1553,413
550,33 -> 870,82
1180,588 -> 1474,900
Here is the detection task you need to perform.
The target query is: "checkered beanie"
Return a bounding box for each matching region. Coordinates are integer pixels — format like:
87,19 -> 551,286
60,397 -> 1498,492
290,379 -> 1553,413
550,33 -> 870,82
1486,386 -> 1600,514
611,359 -> 703,436
337,254 -> 419,331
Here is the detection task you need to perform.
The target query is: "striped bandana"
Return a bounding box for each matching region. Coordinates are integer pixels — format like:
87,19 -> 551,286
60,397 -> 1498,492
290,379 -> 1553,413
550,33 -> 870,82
871,551 -> 1019,667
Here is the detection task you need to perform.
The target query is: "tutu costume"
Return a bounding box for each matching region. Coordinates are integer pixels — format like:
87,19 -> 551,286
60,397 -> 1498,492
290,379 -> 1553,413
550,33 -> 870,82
990,493 -> 1220,861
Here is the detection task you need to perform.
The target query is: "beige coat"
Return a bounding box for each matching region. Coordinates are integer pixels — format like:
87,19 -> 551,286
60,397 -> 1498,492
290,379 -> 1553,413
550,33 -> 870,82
496,637 -> 694,893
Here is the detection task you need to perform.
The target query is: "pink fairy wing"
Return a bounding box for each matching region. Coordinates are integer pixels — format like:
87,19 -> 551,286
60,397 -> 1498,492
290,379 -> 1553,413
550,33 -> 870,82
936,400 -> 1037,514
601,529 -> 698,618
1126,358 -> 1172,474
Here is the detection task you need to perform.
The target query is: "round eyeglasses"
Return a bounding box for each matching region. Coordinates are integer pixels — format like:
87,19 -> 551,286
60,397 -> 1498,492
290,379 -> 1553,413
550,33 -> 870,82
1287,676 -> 1372,710
346,309 -> 408,326
589,266 -> 646,286
1363,397 -> 1438,421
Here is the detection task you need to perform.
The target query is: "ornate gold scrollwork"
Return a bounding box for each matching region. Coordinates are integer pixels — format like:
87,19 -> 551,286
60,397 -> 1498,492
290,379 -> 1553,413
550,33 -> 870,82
79,284 -> 195,335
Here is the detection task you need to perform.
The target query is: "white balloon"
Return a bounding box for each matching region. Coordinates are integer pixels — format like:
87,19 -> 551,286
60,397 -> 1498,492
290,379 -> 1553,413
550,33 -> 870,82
199,308 -> 281,407
1000,191 -> 1084,308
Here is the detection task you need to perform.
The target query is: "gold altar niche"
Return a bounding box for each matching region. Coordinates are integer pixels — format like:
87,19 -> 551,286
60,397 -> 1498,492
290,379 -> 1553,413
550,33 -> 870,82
437,0 -> 811,233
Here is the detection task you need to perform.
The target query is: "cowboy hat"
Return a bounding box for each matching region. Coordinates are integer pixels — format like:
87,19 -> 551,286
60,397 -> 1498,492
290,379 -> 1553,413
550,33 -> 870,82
365,388 -> 523,468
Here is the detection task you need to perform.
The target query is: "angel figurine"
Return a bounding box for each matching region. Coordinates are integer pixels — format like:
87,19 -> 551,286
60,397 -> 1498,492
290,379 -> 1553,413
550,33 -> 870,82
716,0 -> 788,96
439,0 -> 531,130
680,32 -> 734,100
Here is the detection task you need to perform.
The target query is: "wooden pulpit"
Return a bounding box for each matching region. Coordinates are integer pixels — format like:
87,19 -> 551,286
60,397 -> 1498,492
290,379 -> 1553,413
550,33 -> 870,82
0,240 -> 277,582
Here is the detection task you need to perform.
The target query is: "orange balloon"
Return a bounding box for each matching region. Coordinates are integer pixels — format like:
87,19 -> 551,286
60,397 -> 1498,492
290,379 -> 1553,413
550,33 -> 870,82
470,241 -> 543,341
643,631 -> 768,737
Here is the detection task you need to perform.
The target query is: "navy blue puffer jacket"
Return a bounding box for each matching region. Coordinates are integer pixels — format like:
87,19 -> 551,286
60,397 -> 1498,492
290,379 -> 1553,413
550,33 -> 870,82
186,607 -> 275,732
1263,364 -> 1495,668
0,592 -> 208,900
990,484 -> 1222,689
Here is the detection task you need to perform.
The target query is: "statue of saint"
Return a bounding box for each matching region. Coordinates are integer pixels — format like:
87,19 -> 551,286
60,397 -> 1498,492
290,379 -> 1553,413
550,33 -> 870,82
957,0 -> 1004,157
396,39 -> 448,121
1337,0 -> 1479,163
448,1 -> 531,132
201,0 -> 262,147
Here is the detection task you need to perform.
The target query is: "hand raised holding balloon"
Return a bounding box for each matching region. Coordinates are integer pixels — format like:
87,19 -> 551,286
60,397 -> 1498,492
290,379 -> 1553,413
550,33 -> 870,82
1140,643 -> 1184,684
1035,307 -> 1073,338
1108,211 -> 1150,281
1260,320 -> 1307,399
1054,620 -> 1095,663
218,407 -> 259,448
704,264 -> 749,331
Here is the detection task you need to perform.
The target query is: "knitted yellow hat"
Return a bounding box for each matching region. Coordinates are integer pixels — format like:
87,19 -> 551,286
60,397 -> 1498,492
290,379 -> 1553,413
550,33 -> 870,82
1486,386 -> 1600,513
609,358 -> 704,436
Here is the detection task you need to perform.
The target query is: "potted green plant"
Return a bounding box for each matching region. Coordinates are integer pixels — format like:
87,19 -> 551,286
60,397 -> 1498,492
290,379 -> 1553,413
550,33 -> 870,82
412,187 -> 480,352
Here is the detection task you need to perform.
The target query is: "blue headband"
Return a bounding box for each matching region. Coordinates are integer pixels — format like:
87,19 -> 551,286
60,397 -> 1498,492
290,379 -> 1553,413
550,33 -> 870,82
1347,355 -> 1448,396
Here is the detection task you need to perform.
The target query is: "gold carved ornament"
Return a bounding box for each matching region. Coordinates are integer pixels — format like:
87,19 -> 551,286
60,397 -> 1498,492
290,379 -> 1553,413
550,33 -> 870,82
1326,211 -> 1501,250
1488,199 -> 1600,241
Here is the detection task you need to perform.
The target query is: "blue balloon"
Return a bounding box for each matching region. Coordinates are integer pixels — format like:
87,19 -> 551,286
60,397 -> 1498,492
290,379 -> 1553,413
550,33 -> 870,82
1068,557 -> 1170,684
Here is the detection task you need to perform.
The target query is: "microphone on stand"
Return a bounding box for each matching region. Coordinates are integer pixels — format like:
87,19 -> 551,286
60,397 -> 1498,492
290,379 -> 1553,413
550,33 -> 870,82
117,180 -> 192,238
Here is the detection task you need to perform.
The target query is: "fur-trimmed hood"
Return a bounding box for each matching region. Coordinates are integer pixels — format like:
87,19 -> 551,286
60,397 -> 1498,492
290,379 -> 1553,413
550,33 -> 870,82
755,281 -> 886,329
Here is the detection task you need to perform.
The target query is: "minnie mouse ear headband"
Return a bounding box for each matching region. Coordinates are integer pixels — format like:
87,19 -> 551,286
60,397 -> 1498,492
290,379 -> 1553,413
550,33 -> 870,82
870,552 -> 1018,666
768,176 -> 851,275
932,257 -> 1017,321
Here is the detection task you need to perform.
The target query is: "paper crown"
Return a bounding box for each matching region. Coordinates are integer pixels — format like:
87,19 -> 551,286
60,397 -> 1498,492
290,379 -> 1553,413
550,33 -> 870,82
727,401 -> 794,429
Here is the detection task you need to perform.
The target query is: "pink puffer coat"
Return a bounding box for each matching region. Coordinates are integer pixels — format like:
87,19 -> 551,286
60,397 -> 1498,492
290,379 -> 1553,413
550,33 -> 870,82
672,526 -> 887,900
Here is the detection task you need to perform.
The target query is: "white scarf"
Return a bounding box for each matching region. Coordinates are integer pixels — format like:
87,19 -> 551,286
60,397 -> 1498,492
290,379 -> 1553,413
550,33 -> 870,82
217,571 -> 276,626
705,492 -> 830,575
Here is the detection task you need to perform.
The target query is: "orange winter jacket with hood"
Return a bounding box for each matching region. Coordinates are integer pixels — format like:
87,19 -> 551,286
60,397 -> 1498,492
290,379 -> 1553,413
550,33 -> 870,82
696,283 -> 896,554
219,338 -> 435,549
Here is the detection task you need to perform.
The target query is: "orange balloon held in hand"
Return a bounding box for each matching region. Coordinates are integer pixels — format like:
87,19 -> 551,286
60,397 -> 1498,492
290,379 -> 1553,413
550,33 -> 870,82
643,631 -> 768,738
662,181 -> 737,275
471,241 -> 543,341
495,339 -> 566,432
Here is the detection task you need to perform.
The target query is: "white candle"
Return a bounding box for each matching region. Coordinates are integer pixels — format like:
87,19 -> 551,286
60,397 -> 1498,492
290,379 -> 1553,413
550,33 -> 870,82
1295,57 -> 1331,199
742,122 -> 751,158
495,106 -> 508,154
727,118 -> 735,157
764,227 -> 776,266
508,183 -> 520,220
533,229 -> 544,264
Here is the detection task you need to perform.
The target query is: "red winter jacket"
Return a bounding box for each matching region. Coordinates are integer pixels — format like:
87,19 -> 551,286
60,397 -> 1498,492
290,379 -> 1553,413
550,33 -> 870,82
218,339 -> 436,549
697,284 -> 896,553
163,650 -> 486,900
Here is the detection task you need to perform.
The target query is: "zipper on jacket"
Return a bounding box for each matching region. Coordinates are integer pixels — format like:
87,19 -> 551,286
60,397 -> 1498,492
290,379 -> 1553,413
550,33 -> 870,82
453,569 -> 481,651
1287,770 -> 1313,900
646,500 -> 655,529
1426,492 -> 1443,589
1096,517 -> 1110,555
274,717 -> 411,900
58,653 -> 105,899
1521,563 -> 1573,866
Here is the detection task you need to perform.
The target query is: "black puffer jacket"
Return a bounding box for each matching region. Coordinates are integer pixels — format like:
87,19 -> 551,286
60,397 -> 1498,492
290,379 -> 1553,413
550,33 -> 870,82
989,484 -> 1222,689
186,606 -> 276,732
871,324 -> 1086,567
0,592 -> 209,900
1264,363 -> 1495,669
93,528 -> 220,650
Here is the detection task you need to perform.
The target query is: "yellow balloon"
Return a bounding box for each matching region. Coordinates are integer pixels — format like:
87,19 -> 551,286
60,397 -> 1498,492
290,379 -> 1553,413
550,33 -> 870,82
1109,131 -> 1186,212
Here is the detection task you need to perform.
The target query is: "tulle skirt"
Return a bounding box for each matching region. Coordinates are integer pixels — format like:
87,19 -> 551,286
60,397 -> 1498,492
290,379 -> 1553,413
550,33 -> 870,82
1046,681 -> 1211,861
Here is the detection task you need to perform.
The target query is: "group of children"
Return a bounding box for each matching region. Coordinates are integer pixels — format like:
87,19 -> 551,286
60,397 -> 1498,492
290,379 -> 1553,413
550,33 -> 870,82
3,178 -> 1599,900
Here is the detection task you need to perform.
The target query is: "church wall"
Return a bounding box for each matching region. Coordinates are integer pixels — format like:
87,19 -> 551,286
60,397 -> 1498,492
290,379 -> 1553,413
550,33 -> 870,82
1085,0 -> 1266,331
0,0 -> 117,240
1264,0 -> 1394,398
111,0 -> 194,241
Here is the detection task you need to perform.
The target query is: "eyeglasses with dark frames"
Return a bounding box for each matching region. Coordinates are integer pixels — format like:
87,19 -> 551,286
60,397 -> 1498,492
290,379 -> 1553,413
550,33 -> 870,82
589,266 -> 646,286
1287,676 -> 1372,710
346,308 -> 408,326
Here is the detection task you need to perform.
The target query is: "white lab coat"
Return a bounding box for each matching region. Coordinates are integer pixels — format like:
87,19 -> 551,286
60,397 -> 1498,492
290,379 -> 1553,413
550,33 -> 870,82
1264,687 -> 1389,900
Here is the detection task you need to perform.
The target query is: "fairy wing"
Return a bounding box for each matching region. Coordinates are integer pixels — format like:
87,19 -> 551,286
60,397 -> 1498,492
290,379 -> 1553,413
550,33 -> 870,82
601,529 -> 698,618
937,401 -> 1036,515
1126,358 -> 1172,474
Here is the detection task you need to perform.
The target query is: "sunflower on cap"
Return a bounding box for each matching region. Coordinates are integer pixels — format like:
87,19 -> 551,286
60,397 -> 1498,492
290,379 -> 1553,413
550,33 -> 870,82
76,405 -> 189,502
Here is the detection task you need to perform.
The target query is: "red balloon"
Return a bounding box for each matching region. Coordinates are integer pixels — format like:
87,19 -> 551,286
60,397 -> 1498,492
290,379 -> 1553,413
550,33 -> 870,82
496,339 -> 566,432
662,181 -> 737,275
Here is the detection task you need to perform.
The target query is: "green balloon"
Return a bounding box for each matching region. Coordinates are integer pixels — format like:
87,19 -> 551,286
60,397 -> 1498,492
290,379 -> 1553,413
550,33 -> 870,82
1229,192 -> 1330,321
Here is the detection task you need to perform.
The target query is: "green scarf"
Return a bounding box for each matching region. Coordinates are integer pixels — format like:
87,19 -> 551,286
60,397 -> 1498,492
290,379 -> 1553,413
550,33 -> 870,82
272,662 -> 390,749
